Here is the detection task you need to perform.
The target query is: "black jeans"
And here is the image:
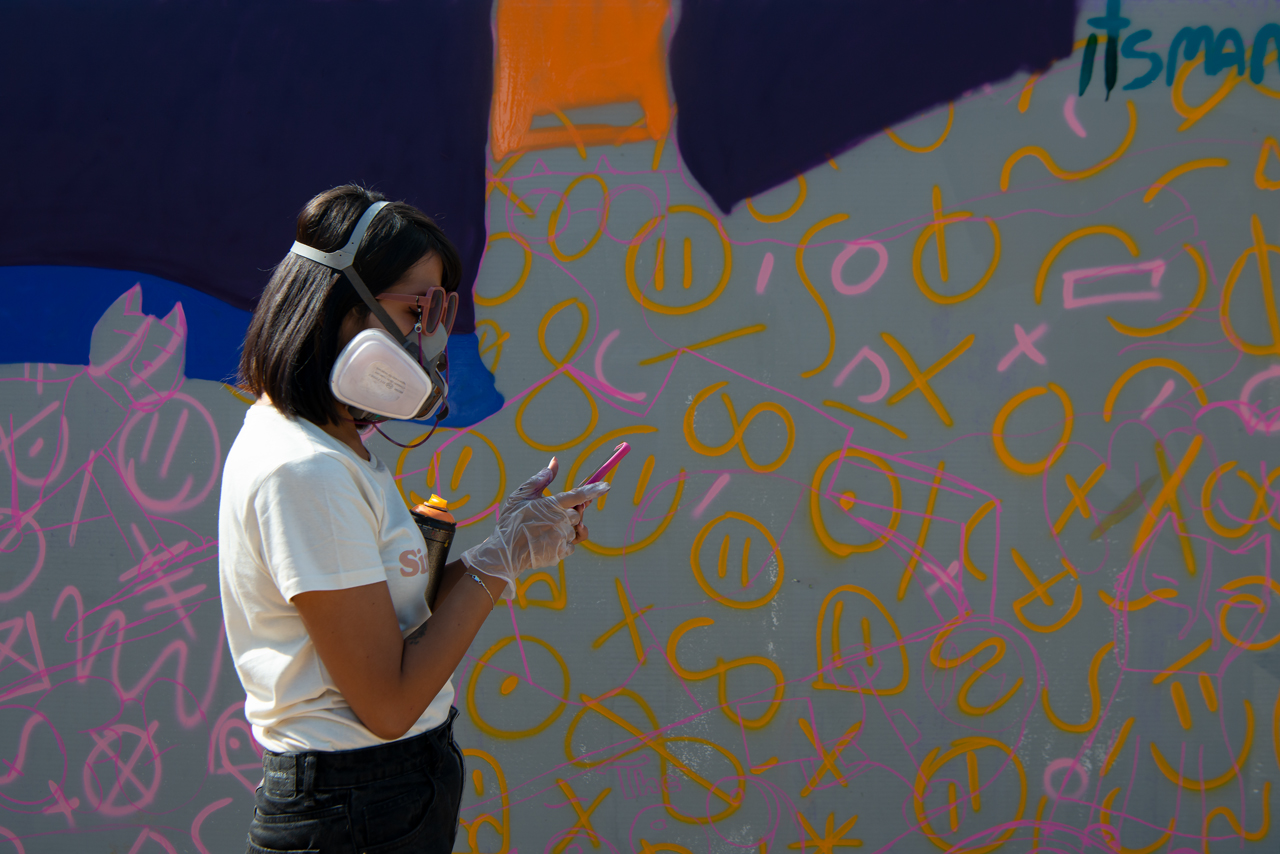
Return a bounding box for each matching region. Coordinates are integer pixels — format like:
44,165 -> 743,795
248,707 -> 464,853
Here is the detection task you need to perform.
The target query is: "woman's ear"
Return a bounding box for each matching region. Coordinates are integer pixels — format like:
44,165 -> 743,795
336,305 -> 367,352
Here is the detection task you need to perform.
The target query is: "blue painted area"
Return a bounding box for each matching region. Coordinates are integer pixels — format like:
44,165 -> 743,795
0,265 -> 503,427
1121,30 -> 1163,90
0,265 -> 250,382
439,333 -> 506,429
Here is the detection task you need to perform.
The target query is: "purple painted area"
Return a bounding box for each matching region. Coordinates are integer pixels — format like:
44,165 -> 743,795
0,0 -> 493,333
669,0 -> 1080,213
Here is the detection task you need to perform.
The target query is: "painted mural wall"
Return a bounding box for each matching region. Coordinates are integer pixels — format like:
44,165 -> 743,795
2,1 -> 1280,852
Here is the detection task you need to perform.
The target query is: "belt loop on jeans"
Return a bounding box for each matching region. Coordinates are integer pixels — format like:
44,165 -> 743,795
263,753 -> 297,799
302,753 -> 317,795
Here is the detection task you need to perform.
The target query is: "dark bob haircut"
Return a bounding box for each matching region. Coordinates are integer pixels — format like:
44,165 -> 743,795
239,185 -> 462,427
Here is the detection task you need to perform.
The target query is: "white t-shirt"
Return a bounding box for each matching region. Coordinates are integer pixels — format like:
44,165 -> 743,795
218,403 -> 454,753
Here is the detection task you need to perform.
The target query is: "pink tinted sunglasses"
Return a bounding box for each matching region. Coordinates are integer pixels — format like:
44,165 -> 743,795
376,287 -> 458,335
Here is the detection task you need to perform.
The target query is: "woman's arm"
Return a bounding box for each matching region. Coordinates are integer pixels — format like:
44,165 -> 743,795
289,459 -> 603,742
291,563 -> 506,741
431,557 -> 474,611
292,502 -> 594,741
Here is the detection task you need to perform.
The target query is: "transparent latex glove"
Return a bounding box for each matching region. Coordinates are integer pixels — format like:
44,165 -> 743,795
462,459 -> 610,600
498,457 -> 559,519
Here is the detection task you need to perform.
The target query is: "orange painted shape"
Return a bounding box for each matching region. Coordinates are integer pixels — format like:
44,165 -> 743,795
1098,786 -> 1175,853
897,461 -> 946,600
1018,74 -> 1040,113
1220,214 -> 1280,356
1199,672 -> 1219,712
1101,717 -> 1134,777
1274,685 -> 1279,773
1150,700 -> 1254,791
1257,137 -> 1280,190
1054,464 -> 1107,534
1202,780 -> 1271,853
1170,681 -> 1193,729
491,0 -> 672,160
1153,637 -> 1212,685
1170,52 -> 1243,131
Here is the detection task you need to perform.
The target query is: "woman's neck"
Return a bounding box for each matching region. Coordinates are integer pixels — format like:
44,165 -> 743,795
318,409 -> 371,461
256,395 -> 370,461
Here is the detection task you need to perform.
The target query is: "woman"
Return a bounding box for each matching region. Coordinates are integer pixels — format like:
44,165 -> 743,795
219,185 -> 607,853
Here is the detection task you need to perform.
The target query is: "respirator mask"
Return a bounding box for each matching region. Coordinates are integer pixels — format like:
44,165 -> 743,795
289,201 -> 454,424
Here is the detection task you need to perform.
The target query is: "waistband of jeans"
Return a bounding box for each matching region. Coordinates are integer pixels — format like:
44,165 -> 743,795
261,706 -> 457,795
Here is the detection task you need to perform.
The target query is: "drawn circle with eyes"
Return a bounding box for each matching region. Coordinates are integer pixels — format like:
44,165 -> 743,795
625,205 -> 732,315
810,448 -> 902,556
689,511 -> 785,610
394,428 -> 506,527
115,392 -> 221,514
466,635 -> 569,740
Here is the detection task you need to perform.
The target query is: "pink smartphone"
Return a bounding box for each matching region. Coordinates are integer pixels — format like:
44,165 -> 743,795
583,442 -> 631,485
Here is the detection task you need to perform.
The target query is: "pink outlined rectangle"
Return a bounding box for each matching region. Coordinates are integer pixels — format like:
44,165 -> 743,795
1062,259 -> 1165,309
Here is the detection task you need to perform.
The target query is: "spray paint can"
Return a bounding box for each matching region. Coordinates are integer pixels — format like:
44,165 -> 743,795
410,494 -> 456,610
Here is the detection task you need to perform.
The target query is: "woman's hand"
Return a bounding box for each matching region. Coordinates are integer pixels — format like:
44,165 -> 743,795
503,457 -> 591,544
291,459 -> 604,741
461,459 -> 608,599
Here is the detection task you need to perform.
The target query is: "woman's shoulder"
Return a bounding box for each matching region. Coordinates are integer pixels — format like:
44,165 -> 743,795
226,405 -> 366,492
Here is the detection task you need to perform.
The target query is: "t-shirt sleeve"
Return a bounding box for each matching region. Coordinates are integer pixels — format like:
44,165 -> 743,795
254,453 -> 388,601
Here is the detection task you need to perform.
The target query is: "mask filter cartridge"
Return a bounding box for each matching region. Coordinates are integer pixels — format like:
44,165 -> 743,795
330,328 -> 436,421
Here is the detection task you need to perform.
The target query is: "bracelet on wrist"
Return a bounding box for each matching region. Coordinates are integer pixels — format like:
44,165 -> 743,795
468,572 -> 496,610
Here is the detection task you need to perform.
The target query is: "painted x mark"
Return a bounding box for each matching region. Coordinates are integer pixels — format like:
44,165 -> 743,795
997,323 -> 1048,372
797,717 -> 863,797
550,778 -> 610,854
1052,464 -> 1107,534
485,155 -> 534,217
85,720 -> 161,816
1133,436 -> 1203,555
789,811 -> 862,852
592,578 -> 653,665
881,333 -> 974,427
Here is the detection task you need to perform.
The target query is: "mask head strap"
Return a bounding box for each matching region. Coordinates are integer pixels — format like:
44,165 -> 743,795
289,200 -> 409,347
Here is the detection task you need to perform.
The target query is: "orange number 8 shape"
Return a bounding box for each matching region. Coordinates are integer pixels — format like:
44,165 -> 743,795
666,616 -> 785,729
683,381 -> 795,473
513,297 -> 599,451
